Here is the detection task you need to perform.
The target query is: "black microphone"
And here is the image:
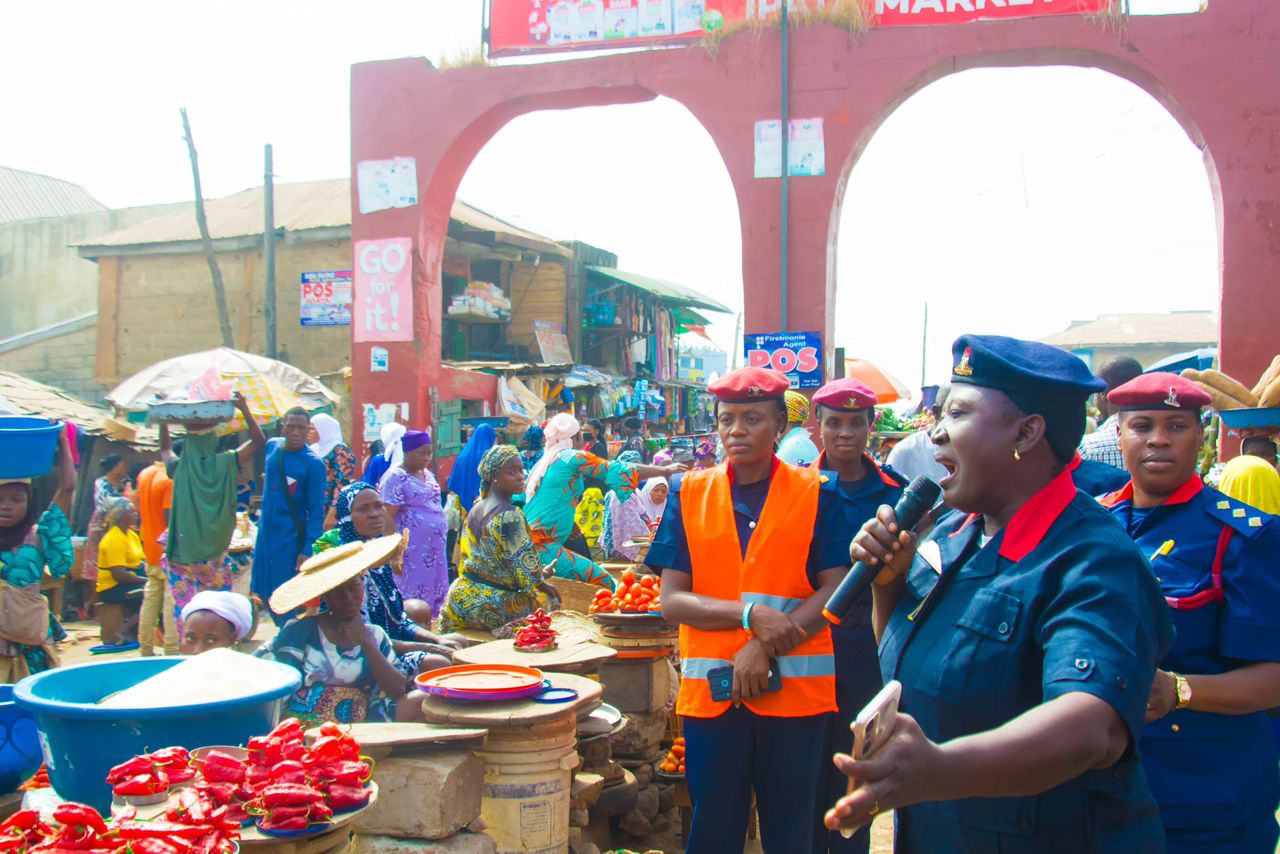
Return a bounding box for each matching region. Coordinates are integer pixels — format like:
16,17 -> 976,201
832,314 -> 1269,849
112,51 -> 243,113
822,476 -> 941,625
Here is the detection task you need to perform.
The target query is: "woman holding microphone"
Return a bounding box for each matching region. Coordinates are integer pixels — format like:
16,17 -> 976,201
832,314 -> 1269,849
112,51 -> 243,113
827,335 -> 1174,853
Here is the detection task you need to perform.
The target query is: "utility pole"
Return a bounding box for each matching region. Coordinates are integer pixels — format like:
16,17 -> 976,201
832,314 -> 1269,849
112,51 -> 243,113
180,108 -> 234,348
779,0 -> 790,332
263,144 -> 277,359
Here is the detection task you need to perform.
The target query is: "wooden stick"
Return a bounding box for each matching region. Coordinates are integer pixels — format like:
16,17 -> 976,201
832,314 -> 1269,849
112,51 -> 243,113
180,107 -> 235,348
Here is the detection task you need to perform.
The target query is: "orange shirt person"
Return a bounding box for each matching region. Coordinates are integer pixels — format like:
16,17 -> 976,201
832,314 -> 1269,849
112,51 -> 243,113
135,460 -> 174,655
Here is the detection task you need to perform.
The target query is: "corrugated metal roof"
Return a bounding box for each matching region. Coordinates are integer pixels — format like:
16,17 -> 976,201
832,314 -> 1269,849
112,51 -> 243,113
0,166 -> 106,224
74,177 -> 564,254
587,266 -> 732,314
1040,311 -> 1218,348
0,370 -> 155,447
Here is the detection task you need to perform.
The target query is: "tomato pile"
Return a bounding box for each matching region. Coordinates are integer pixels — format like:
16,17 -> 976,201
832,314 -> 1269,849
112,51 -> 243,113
513,608 -> 558,651
659,737 -> 686,776
0,798 -> 238,854
588,570 -> 661,614
18,765 -> 49,792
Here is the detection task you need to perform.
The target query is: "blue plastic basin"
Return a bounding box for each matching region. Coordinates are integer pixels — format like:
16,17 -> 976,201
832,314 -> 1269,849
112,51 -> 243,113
0,417 -> 64,480
14,657 -> 300,811
0,685 -> 41,793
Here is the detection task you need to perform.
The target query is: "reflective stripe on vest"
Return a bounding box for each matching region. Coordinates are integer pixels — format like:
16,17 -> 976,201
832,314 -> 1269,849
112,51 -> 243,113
676,461 -> 836,719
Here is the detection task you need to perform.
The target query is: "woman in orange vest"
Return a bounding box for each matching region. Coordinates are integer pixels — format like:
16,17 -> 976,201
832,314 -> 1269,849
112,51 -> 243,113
647,366 -> 850,854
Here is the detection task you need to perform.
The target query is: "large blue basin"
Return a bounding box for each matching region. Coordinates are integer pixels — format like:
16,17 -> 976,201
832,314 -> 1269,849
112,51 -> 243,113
14,656 -> 300,811
0,685 -> 41,793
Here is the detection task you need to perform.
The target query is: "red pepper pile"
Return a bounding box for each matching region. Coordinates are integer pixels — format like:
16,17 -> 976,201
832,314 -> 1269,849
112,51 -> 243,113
0,800 -> 237,854
107,748 -> 196,800
513,608 -> 558,651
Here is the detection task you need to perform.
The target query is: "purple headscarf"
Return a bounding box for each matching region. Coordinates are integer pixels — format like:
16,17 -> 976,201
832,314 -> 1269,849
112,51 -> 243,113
401,430 -> 432,453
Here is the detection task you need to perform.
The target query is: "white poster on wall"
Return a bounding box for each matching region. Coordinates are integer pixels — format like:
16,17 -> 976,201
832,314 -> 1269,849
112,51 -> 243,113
356,157 -> 418,214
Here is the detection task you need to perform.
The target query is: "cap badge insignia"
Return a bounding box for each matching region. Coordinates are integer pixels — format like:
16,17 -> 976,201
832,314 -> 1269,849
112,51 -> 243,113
954,347 -> 974,377
748,384 -> 764,398
1165,387 -> 1179,408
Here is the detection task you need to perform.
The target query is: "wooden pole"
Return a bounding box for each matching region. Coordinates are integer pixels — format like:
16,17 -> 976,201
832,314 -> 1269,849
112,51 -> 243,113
180,107 -> 234,349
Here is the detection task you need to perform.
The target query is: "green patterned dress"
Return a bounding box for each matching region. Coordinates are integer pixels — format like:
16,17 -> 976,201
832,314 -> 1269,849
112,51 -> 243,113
1,505 -> 73,679
437,506 -> 555,633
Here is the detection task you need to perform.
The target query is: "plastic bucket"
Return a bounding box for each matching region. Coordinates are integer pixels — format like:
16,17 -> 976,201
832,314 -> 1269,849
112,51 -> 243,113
0,417 -> 63,480
14,656 -> 300,811
476,715 -> 579,854
0,685 -> 41,793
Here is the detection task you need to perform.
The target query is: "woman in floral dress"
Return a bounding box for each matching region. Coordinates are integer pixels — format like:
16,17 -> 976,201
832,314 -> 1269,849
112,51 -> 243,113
523,413 -> 681,589
310,413 -> 358,521
379,430 -> 449,614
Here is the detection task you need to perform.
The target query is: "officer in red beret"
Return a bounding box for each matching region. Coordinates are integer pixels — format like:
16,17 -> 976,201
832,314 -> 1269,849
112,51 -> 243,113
807,378 -> 907,854
646,366 -> 850,853
1100,372 -> 1280,853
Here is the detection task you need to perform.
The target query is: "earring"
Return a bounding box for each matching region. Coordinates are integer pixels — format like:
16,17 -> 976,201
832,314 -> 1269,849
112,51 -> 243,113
1013,448 -> 1022,462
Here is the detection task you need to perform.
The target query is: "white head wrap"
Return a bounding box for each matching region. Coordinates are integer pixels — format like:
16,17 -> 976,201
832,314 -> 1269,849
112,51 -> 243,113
180,591 -> 254,641
380,422 -> 407,469
525,413 -> 582,501
309,413 -> 344,459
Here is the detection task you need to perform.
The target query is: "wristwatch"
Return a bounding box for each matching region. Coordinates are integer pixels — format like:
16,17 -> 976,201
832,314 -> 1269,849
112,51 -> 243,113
1171,672 -> 1193,710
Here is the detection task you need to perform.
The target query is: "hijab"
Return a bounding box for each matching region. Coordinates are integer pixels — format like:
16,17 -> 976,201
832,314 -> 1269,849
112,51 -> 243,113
634,477 -> 668,521
1218,455 -> 1280,515
526,413 -> 581,500
309,413 -> 344,459
333,481 -> 377,544
446,424 -> 497,512
180,590 -> 254,641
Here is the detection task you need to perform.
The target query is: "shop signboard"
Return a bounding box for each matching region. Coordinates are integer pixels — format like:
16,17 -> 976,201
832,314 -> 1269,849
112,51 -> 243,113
300,270 -> 352,327
744,331 -> 822,389
486,0 -> 1107,58
353,238 -> 414,343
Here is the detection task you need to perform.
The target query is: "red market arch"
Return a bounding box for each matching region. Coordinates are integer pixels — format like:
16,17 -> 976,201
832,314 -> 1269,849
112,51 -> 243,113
350,2 -> 1277,462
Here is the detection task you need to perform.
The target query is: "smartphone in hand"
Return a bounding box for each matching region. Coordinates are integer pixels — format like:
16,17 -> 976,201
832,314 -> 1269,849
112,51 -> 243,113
841,680 -> 902,837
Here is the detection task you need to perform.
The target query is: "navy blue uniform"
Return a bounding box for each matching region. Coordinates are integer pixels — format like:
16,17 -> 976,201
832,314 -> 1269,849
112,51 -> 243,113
1071,454 -> 1130,497
1103,478 -> 1280,853
646,459 -> 848,854
881,467 -> 1173,853
813,455 -> 905,854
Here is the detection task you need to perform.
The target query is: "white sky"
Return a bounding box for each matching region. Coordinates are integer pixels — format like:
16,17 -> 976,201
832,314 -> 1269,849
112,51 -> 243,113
0,0 -> 1216,393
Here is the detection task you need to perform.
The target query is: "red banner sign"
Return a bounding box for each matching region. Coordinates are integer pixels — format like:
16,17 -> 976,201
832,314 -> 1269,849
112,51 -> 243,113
487,0 -> 1109,58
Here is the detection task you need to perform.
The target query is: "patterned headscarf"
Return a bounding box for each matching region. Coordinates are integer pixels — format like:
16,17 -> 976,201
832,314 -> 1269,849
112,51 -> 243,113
616,450 -> 642,464
102,496 -> 134,530
784,390 -> 810,424
478,444 -> 521,498
526,413 -> 581,500
333,481 -> 377,544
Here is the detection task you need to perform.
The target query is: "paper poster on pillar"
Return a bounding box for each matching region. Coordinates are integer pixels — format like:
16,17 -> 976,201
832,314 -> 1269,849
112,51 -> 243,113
356,157 -> 418,214
353,238 -> 414,343
753,118 -> 825,178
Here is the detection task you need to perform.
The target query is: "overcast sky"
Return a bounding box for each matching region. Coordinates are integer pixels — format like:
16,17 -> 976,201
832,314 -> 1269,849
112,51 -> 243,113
1,0 -> 1216,393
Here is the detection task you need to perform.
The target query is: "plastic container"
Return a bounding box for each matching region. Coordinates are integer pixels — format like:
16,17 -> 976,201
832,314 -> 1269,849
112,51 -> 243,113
1218,407 -> 1280,429
0,417 -> 63,480
0,684 -> 42,793
476,714 -> 578,854
14,656 -> 300,811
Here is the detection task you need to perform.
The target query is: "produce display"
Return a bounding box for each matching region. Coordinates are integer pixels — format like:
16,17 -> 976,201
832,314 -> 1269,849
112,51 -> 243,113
19,766 -> 50,792
108,748 -> 196,801
0,798 -> 238,854
659,737 -> 686,776
589,570 -> 661,614
513,608 -> 559,652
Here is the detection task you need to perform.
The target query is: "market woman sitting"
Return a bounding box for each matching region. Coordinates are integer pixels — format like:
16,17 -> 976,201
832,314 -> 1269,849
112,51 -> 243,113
256,533 -> 425,724
96,497 -> 147,646
313,482 -> 460,676
439,445 -> 561,633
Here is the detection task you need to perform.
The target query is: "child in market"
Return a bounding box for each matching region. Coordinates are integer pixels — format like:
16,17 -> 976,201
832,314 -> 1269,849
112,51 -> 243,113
178,590 -> 255,654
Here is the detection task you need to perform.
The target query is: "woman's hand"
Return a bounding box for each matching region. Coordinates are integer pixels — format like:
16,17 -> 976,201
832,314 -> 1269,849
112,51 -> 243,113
824,713 -> 947,833
747,604 -> 806,658
331,616 -> 372,649
731,639 -> 771,703
850,505 -> 919,588
1146,669 -> 1177,722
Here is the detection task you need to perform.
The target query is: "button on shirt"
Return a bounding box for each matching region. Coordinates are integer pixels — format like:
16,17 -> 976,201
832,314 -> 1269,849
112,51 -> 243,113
646,461 -> 848,588
880,469 -> 1173,852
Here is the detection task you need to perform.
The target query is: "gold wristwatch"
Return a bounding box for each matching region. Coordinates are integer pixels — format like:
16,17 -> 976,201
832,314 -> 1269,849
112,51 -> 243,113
1171,672 -> 1193,710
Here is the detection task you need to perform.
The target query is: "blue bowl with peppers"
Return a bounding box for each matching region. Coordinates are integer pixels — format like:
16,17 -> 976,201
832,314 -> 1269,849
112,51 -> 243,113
13,656 -> 300,812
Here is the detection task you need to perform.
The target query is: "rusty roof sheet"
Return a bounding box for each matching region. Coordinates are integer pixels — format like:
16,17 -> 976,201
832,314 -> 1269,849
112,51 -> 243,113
1040,311 -> 1218,348
0,166 -> 107,224
0,371 -> 156,447
74,178 -> 564,253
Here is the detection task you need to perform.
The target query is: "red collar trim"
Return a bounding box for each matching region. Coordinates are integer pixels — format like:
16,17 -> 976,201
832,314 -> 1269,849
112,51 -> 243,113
998,466 -> 1078,561
726,457 -> 780,487
950,513 -> 981,538
1098,476 -> 1203,509
1068,453 -> 1082,472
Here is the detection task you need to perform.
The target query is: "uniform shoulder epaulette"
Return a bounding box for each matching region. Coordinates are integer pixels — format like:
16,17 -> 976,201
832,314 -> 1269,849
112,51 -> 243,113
817,469 -> 839,491
1203,487 -> 1272,539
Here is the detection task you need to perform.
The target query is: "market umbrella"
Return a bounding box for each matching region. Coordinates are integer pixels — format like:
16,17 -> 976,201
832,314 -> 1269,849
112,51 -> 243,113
107,347 -> 337,427
844,358 -> 913,404
1145,347 -> 1217,375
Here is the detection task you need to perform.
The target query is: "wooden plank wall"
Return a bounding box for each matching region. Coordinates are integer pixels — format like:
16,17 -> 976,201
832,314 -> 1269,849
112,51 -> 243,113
505,259 -> 568,354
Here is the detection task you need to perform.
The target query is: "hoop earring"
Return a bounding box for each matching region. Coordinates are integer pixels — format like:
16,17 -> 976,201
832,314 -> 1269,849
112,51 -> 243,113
1013,448 -> 1022,462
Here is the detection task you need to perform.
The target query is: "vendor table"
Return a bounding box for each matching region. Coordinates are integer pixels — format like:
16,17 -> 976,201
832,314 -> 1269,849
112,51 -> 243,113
452,638 -> 616,676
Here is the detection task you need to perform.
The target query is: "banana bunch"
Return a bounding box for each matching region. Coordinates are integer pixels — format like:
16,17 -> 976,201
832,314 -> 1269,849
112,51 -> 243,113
1181,356 -> 1280,410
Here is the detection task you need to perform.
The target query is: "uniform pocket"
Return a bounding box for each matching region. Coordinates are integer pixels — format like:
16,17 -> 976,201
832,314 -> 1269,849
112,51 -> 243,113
924,589 -> 1023,702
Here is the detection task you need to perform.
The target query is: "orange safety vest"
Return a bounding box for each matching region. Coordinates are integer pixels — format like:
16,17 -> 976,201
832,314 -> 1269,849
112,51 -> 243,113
676,461 -> 836,719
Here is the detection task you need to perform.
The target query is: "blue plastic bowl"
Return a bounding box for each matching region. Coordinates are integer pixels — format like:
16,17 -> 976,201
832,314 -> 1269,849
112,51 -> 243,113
0,685 -> 41,793
1218,407 -> 1280,429
14,657 -> 300,811
0,417 -> 63,480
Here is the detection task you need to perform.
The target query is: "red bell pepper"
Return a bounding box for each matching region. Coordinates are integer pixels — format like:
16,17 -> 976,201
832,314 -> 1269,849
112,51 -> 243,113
51,805 -> 107,837
105,757 -> 153,785
199,752 -> 245,785
267,760 -> 307,785
325,785 -> 370,810
259,783 -> 324,808
256,814 -> 308,833
111,822 -> 207,842
124,839 -> 184,854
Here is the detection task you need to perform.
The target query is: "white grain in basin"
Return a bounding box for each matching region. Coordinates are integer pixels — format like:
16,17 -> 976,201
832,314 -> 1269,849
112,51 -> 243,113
98,649 -> 287,709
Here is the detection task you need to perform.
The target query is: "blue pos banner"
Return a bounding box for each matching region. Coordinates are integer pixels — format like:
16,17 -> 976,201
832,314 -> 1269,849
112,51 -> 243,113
744,331 -> 822,389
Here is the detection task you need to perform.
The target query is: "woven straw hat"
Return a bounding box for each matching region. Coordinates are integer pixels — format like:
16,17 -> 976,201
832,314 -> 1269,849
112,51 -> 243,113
268,533 -> 405,615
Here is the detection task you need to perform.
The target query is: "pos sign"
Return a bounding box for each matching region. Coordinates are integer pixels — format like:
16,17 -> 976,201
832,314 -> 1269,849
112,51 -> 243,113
353,237 -> 414,343
744,331 -> 823,389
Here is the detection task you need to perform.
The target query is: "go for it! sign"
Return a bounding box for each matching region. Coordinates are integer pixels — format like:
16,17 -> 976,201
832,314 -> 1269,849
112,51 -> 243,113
745,331 -> 822,389
353,238 -> 414,343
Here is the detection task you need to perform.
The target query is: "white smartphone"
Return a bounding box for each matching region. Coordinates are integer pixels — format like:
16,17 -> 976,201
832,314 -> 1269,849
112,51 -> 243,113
840,680 -> 902,837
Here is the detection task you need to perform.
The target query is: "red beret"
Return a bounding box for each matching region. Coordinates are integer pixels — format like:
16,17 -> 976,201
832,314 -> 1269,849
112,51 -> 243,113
1107,372 -> 1211,411
812,378 -> 877,411
707,367 -> 791,402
